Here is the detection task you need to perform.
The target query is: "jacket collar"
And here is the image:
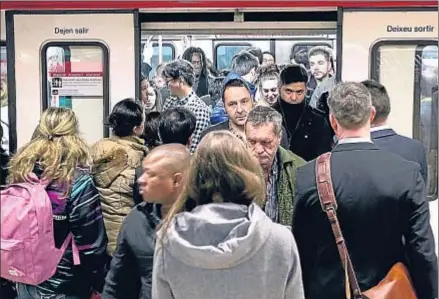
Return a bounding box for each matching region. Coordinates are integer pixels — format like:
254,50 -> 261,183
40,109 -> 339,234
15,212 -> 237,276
371,128 -> 397,139
277,146 -> 304,166
110,135 -> 148,153
370,124 -> 391,132
332,142 -> 378,153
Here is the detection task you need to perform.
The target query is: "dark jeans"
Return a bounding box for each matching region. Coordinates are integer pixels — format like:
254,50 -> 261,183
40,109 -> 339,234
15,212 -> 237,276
16,284 -> 90,299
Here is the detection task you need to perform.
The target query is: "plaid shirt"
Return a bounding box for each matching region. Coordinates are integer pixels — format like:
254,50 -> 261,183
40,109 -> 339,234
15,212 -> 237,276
264,154 -> 279,222
163,91 -> 212,153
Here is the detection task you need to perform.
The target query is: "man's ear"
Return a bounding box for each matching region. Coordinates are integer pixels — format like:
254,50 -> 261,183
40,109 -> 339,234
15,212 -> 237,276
369,106 -> 377,124
329,113 -> 338,133
172,172 -> 183,188
186,135 -> 193,149
133,125 -> 143,137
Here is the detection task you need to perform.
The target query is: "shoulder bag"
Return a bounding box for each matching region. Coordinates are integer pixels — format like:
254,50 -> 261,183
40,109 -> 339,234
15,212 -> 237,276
315,152 -> 417,299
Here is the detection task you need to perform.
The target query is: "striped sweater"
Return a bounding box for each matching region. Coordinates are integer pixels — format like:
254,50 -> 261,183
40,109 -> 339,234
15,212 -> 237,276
34,168 -> 109,296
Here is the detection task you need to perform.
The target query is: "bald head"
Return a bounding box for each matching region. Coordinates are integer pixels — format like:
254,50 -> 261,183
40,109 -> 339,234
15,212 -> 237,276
139,143 -> 191,205
145,143 -> 191,174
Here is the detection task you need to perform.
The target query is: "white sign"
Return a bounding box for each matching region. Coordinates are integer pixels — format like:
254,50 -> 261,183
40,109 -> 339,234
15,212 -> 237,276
50,72 -> 103,97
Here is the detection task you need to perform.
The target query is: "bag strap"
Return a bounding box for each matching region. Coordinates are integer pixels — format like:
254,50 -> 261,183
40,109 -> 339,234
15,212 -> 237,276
59,233 -> 81,266
315,153 -> 362,299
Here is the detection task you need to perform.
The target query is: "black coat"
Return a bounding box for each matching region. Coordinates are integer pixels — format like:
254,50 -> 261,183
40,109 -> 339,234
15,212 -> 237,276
0,148 -> 8,187
273,99 -> 334,161
132,166 -> 144,206
102,203 -> 160,299
292,142 -> 438,299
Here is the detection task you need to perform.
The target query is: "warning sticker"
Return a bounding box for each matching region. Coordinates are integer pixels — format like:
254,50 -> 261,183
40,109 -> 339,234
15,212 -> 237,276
49,72 -> 103,97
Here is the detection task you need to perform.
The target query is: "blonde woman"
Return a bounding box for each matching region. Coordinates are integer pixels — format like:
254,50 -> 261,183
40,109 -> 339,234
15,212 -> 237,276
258,71 -> 280,107
152,130 -> 305,299
91,99 -> 147,255
256,64 -> 280,107
9,107 -> 108,299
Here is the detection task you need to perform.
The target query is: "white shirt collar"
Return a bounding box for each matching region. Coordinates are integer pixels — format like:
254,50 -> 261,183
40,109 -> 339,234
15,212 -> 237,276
337,137 -> 373,145
370,124 -> 391,132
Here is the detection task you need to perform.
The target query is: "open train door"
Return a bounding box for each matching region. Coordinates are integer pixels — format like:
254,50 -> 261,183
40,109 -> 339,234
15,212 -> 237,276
6,10 -> 140,152
340,7 -> 438,201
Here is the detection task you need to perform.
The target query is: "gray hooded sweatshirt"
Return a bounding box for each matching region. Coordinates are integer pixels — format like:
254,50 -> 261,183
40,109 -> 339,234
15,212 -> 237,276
152,202 -> 305,299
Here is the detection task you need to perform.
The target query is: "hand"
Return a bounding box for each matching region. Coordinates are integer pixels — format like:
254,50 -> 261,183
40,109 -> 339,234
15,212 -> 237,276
142,36 -> 154,63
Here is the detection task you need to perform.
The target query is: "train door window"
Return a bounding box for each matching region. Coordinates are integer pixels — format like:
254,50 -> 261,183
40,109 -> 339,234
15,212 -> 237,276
42,43 -> 109,146
215,44 -> 251,71
141,42 -> 175,79
0,43 -> 8,153
419,45 -> 438,199
371,41 -> 438,200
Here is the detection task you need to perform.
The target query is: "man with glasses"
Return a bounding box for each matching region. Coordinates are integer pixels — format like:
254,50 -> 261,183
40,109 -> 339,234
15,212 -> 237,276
273,64 -> 333,161
161,59 -> 211,153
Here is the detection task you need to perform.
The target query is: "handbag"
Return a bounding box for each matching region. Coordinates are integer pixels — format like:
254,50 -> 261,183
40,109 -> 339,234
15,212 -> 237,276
315,152 -> 417,299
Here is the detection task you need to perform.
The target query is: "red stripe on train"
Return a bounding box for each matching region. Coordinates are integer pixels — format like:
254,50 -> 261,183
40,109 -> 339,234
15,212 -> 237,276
1,1 -> 437,10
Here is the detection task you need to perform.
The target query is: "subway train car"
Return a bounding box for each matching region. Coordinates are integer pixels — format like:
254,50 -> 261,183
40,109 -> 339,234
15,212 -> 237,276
0,1 -> 437,211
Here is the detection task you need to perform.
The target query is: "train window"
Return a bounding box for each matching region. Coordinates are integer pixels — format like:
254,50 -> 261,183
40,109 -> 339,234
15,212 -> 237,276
273,40 -> 334,69
0,43 -> 8,153
141,42 -> 175,79
371,41 -> 438,200
41,42 -> 110,145
292,43 -> 332,56
215,44 -> 251,71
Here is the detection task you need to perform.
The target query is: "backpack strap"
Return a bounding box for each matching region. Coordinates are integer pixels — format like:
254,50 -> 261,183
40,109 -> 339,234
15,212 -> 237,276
59,233 -> 81,266
315,152 -> 362,299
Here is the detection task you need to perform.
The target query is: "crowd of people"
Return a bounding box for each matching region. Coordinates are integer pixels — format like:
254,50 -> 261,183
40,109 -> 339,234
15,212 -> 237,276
0,44 -> 438,299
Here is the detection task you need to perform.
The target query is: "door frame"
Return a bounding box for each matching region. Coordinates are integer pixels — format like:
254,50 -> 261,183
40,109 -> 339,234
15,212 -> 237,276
6,9 -> 140,153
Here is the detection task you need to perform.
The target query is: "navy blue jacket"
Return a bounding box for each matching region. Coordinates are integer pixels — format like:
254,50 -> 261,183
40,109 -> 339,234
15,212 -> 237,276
372,128 -> 428,184
293,142 -> 438,299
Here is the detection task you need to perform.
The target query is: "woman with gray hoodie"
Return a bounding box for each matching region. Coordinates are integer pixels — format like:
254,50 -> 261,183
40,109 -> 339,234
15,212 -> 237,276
152,130 -> 305,299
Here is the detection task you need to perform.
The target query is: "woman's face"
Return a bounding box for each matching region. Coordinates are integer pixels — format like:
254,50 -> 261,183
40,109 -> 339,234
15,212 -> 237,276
141,79 -> 149,103
154,76 -> 165,89
144,87 -> 157,110
141,80 -> 157,110
261,79 -> 279,105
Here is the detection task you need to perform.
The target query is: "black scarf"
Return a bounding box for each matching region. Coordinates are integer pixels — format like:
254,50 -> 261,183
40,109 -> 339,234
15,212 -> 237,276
279,98 -> 306,134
